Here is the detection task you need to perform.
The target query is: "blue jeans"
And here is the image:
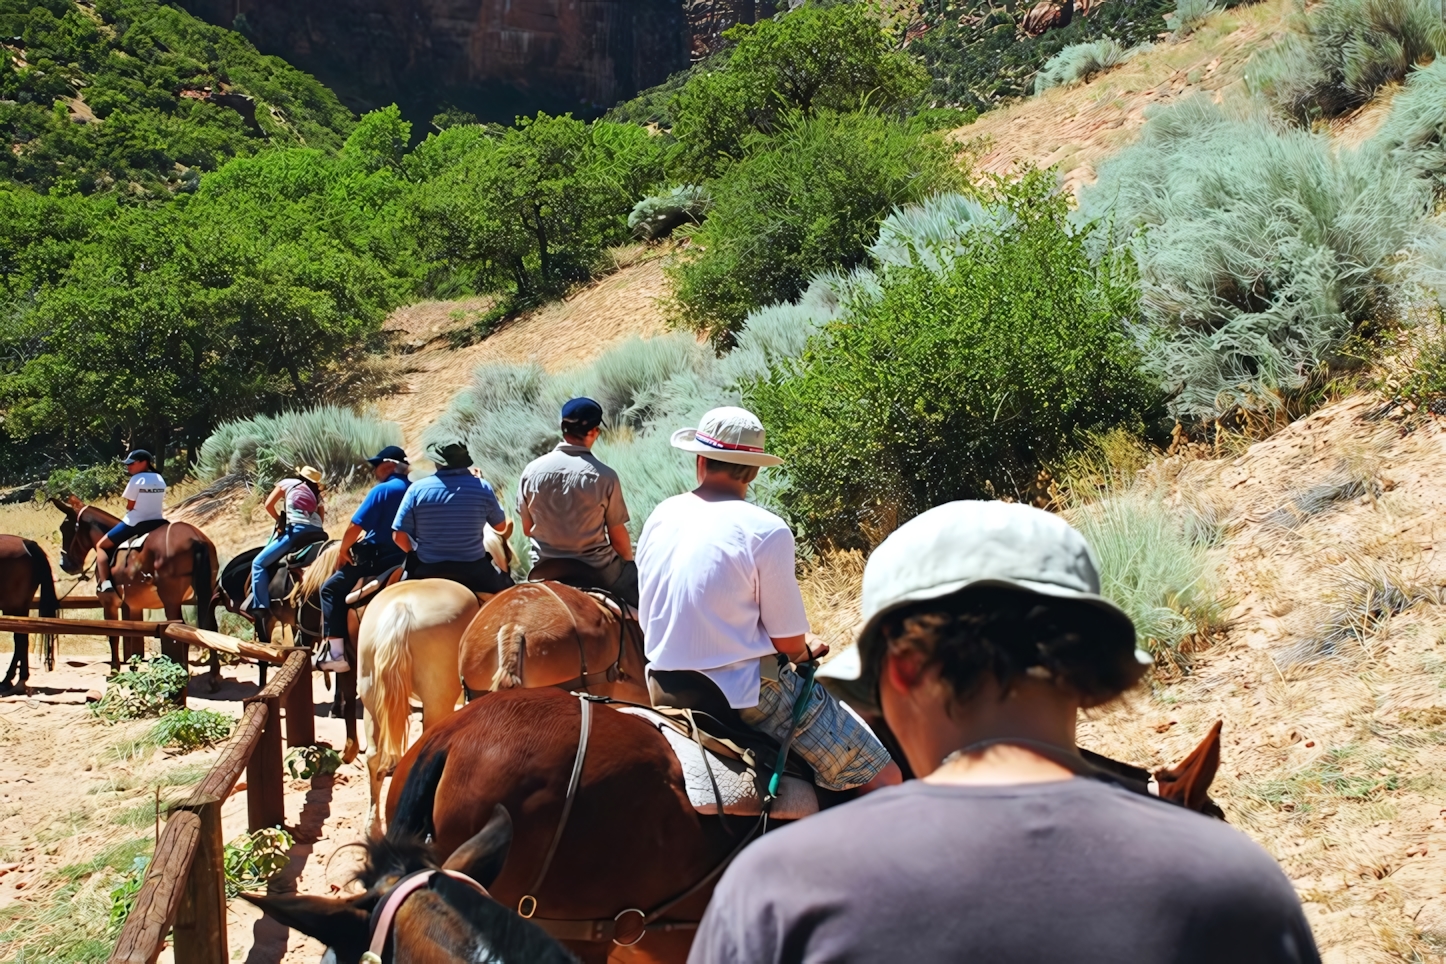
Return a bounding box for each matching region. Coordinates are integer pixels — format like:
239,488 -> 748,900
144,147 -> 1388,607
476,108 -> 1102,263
251,524 -> 326,611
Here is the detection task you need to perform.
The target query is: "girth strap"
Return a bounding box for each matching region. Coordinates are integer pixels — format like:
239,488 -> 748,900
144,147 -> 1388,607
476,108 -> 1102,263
518,693 -> 593,919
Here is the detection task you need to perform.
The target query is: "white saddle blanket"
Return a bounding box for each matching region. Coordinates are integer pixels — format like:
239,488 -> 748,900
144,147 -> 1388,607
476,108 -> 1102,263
614,706 -> 819,821
118,531 -> 152,552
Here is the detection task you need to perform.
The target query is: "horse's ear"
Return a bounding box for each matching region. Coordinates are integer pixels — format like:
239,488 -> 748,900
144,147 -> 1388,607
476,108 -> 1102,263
240,892 -> 370,962
502,519 -> 514,540
442,803 -> 512,888
1155,719 -> 1223,814
66,494 -> 84,512
49,497 -> 73,517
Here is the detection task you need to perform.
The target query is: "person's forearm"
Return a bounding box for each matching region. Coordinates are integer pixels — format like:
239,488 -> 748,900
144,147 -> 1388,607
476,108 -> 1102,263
337,523 -> 363,570
770,634 -> 813,663
393,531 -> 413,554
608,524 -> 634,562
520,506 -> 534,538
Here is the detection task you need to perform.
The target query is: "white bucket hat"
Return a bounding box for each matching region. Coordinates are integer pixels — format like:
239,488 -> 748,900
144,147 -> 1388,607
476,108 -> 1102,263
822,500 -> 1144,682
671,406 -> 783,467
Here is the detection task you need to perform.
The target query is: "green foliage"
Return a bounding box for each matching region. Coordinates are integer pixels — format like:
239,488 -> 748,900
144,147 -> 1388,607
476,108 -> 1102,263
91,655 -> 187,721
1033,39 -> 1137,93
107,854 -> 150,934
748,175 -> 1159,547
224,826 -> 293,898
1369,58 -> 1446,190
628,184 -> 710,240
1248,0 -> 1446,121
1173,0 -> 1219,37
909,0 -> 1175,111
197,405 -> 403,489
285,744 -> 343,780
0,0 -> 353,194
407,114 -> 666,296
150,708 -> 233,751
668,110 -> 962,341
39,461 -> 126,501
1078,97 -> 1430,419
667,4 -> 928,180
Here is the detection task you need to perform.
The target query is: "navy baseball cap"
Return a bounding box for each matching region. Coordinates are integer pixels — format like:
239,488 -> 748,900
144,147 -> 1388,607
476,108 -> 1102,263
122,449 -> 153,465
367,445 -> 408,466
561,397 -> 603,428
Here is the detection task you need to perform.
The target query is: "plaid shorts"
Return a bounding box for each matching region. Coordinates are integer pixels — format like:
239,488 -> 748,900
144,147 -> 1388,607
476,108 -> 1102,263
738,659 -> 892,791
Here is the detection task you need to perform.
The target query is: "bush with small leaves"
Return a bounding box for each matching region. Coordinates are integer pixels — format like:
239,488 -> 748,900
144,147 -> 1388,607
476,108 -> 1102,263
150,709 -> 234,752
92,656 -> 188,721
225,827 -> 294,897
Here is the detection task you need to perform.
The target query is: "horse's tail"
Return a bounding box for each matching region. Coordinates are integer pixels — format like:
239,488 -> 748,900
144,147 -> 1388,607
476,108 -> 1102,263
22,540 -> 57,618
490,622 -> 525,691
368,596 -> 418,775
298,541 -> 342,601
191,538 -> 217,632
389,746 -> 447,842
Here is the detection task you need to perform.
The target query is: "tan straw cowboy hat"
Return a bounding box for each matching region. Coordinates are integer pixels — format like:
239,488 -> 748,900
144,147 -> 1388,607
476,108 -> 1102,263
671,406 -> 783,467
296,465 -> 325,489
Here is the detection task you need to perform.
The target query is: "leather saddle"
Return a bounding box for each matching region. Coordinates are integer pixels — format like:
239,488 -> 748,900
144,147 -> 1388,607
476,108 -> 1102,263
344,564 -> 405,606
221,530 -> 331,611
108,519 -> 168,561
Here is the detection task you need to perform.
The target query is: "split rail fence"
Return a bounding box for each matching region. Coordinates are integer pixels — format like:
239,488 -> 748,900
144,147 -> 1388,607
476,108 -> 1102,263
0,614 -> 316,964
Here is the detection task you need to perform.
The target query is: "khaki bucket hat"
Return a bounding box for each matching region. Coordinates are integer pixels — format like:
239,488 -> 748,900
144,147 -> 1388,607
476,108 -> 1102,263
671,406 -> 783,467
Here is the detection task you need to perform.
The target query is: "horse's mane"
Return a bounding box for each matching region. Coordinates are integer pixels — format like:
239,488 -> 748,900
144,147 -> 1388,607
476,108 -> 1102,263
298,541 -> 342,599
361,831 -> 437,890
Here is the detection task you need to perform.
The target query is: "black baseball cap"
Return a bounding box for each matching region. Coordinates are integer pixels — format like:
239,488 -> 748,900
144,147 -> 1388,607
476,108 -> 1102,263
122,449 -> 153,465
367,445 -> 408,466
560,397 -> 604,431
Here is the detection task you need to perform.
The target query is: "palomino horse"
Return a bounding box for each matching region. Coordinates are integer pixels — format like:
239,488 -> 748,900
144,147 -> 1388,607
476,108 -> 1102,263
369,689 -> 1227,963
53,497 -> 220,676
0,536 -> 59,693
243,806 -> 575,964
458,581 -> 648,704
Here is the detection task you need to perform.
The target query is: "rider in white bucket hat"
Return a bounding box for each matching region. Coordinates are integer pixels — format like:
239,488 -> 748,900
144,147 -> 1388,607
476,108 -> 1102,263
637,406 -> 902,793
691,500 -> 1319,964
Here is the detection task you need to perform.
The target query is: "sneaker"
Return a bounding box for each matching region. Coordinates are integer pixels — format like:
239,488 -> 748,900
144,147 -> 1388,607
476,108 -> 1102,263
316,654 -> 351,673
97,579 -> 116,596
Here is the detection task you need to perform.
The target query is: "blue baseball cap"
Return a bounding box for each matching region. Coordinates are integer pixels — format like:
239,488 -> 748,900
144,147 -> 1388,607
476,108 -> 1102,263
366,445 -> 408,466
560,397 -> 603,428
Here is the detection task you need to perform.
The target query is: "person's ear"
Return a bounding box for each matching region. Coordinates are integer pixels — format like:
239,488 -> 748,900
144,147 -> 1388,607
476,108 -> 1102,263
695,455 -> 707,484
883,647 -> 926,695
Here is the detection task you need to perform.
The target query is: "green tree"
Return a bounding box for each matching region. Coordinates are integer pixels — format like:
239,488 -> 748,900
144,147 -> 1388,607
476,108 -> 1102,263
669,3 -> 929,180
748,176 -> 1160,547
668,109 -> 962,341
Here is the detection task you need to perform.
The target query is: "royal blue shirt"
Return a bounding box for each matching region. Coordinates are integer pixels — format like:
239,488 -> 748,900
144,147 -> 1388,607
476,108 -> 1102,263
392,469 -> 506,565
351,475 -> 409,552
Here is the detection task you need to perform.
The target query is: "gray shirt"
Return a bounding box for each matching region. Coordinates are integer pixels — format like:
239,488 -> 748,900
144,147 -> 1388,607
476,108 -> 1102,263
517,442 -> 629,569
691,778 -> 1320,964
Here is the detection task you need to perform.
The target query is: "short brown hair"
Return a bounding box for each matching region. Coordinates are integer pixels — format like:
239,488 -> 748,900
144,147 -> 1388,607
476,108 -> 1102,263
872,587 -> 1144,708
702,458 -> 760,484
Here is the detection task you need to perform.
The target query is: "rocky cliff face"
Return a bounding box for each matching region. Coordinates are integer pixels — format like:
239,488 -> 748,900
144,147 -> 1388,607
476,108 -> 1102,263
178,0 -> 775,124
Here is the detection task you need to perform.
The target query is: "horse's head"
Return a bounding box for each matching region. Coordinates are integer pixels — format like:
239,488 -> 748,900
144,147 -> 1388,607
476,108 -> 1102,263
50,496 -> 89,574
484,521 -> 516,575
1154,720 -> 1225,819
244,805 -> 572,964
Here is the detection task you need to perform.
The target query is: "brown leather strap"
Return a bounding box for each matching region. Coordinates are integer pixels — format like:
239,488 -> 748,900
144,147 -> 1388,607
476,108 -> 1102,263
518,694 -> 592,918
529,916 -> 699,946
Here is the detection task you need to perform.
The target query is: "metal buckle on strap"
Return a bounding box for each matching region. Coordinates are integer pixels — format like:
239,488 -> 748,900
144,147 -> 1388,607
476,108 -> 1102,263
518,894 -> 538,918
612,908 -> 646,947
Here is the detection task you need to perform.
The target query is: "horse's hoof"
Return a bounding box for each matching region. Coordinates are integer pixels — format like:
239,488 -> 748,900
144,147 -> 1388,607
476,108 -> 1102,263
342,739 -> 358,765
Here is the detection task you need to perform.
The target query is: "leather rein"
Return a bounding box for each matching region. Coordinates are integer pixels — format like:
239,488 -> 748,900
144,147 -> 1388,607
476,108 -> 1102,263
362,868 -> 493,964
516,693 -> 769,947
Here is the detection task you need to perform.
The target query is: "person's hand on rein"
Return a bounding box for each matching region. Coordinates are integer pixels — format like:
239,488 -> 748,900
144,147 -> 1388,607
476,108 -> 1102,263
799,634 -> 828,664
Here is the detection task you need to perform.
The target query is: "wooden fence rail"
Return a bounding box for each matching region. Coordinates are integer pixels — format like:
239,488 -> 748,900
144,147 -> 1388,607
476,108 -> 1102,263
108,647 -> 312,964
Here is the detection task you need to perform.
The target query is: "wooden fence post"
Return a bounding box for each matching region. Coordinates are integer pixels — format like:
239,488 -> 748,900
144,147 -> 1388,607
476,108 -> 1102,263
247,695 -> 285,832
108,811 -> 201,964
284,659 -> 315,749
171,800 -> 226,964
161,636 -> 189,708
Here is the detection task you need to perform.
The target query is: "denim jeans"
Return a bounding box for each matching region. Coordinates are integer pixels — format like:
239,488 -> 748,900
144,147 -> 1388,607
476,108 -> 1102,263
251,524 -> 327,611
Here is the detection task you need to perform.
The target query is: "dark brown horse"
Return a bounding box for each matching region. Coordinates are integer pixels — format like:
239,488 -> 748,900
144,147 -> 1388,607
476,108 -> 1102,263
52,497 -> 219,677
458,581 -> 649,704
243,805 -> 577,964
0,536 -> 59,693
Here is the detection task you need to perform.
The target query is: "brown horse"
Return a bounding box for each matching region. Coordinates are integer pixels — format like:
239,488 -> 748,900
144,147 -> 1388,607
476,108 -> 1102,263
243,805 -> 577,964
53,497 -> 219,675
458,581 -> 649,704
0,536 -> 59,693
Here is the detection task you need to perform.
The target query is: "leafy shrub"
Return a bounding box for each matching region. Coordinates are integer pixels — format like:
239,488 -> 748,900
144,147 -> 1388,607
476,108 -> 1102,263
1078,97 -> 1431,420
197,406 -> 403,490
1068,491 -> 1226,670
224,826 -> 293,897
39,462 -> 127,501
285,744 -> 343,780
92,656 -> 187,721
667,110 -> 962,342
909,0 -> 1176,110
150,709 -> 234,752
628,185 -> 710,240
107,854 -> 150,934
667,4 -> 929,180
1247,0 -> 1446,121
748,174 -> 1159,547
1173,0 -> 1219,37
1368,58 -> 1446,189
1034,40 -> 1136,93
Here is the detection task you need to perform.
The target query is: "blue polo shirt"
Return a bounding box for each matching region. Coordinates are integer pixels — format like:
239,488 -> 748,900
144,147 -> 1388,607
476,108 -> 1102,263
392,469 -> 506,565
351,474 -> 409,554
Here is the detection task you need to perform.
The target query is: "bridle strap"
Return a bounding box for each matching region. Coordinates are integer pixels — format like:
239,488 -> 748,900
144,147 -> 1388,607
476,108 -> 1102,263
518,693 -> 592,917
366,869 -> 491,963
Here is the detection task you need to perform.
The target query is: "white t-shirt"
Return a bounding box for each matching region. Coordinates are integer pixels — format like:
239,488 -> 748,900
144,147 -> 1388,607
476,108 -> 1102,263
638,493 -> 810,708
121,471 -> 166,525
